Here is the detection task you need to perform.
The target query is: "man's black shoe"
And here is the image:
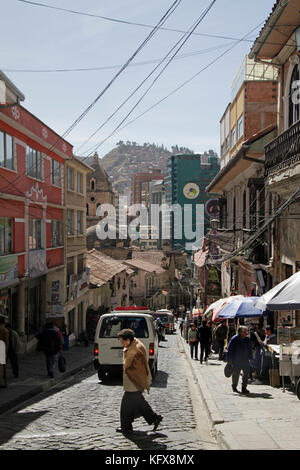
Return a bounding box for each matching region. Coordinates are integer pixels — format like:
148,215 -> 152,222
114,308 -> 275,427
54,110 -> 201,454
232,385 -> 238,393
153,415 -> 163,431
241,388 -> 250,394
116,427 -> 133,434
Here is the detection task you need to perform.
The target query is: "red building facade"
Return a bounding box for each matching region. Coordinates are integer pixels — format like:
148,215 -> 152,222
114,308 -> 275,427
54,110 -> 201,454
0,72 -> 73,346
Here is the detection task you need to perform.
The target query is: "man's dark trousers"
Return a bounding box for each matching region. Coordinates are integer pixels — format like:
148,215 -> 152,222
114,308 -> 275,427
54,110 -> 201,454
200,342 -> 210,362
7,350 -> 19,377
120,391 -> 157,430
190,341 -> 198,359
217,340 -> 225,360
232,364 -> 250,389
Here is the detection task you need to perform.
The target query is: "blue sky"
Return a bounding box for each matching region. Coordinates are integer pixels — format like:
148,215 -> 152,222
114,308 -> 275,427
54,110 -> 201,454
1,0 -> 276,158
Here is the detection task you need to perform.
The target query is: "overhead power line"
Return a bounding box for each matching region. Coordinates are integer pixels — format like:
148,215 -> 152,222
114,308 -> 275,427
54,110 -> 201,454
2,43 -> 236,74
14,0 -> 295,47
0,0 -> 182,194
82,21 -> 264,156
76,0 -> 217,154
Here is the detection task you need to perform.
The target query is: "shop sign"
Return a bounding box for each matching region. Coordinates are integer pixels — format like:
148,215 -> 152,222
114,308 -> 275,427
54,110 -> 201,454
0,255 -> 18,286
77,267 -> 90,297
205,199 -> 221,218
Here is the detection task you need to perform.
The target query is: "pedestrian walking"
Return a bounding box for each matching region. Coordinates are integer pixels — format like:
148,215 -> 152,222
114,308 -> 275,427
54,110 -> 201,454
188,323 -> 198,360
226,325 -> 252,394
179,319 -> 184,337
0,317 -> 8,388
214,321 -> 228,360
197,320 -> 212,364
116,328 -> 163,434
36,321 -> 62,378
5,323 -> 20,378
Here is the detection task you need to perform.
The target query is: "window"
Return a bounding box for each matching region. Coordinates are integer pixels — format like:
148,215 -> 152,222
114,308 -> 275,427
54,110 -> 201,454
26,146 -> 42,180
0,218 -> 13,255
77,172 -> 83,194
90,179 -> 95,191
231,126 -> 237,148
99,317 -> 149,339
77,211 -> 83,235
66,210 -> 74,236
29,219 -> 42,250
51,220 -> 62,247
67,166 -> 74,190
0,131 -> 14,170
52,160 -> 61,187
77,253 -> 84,276
237,115 -> 244,140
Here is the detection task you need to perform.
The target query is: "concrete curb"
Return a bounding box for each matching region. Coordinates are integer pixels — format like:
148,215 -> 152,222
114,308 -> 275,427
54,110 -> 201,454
0,359 -> 93,415
177,332 -> 231,450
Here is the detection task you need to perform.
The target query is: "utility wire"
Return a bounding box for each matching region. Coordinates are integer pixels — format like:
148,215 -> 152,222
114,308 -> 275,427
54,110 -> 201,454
14,0 -> 296,48
76,0 -> 217,154
83,21 -> 264,156
0,0 -> 182,193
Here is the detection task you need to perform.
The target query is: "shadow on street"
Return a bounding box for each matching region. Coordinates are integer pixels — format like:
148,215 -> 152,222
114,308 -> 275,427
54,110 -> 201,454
122,430 -> 168,450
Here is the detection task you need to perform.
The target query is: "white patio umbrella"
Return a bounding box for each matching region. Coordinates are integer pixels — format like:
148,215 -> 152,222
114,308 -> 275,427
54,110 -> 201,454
255,271 -> 300,311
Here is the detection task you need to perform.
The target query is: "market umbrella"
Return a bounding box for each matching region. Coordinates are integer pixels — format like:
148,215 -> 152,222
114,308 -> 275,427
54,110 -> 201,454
211,295 -> 244,322
265,272 -> 300,310
218,296 -> 265,319
255,272 -> 300,311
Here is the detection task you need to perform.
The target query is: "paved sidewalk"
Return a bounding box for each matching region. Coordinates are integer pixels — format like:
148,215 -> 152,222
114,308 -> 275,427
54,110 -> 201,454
0,345 -> 94,414
178,331 -> 300,450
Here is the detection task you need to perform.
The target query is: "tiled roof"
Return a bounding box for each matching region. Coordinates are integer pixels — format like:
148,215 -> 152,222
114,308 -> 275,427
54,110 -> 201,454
122,259 -> 165,274
87,249 -> 130,285
131,250 -> 165,265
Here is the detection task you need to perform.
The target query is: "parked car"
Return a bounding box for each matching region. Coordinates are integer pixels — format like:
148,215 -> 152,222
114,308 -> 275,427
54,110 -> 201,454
93,308 -> 158,381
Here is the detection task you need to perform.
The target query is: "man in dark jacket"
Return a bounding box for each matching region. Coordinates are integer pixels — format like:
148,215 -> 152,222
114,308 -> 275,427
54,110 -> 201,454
36,321 -> 62,378
197,320 -> 212,364
227,326 -> 252,394
214,321 -> 228,360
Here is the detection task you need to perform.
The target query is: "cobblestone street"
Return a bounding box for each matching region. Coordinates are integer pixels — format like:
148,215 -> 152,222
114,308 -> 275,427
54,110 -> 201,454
0,333 -> 219,450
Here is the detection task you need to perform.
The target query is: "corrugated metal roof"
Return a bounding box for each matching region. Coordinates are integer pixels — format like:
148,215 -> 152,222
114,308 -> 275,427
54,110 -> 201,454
122,259 -> 165,274
87,249 -> 130,285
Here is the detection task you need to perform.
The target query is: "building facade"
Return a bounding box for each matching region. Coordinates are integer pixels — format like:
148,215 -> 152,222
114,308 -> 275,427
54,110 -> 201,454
63,157 -> 93,337
165,152 -> 220,252
0,71 -> 73,349
249,0 -> 300,294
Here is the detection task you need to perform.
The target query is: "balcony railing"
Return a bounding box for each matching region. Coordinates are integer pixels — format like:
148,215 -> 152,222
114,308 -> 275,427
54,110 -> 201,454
265,120 -> 300,175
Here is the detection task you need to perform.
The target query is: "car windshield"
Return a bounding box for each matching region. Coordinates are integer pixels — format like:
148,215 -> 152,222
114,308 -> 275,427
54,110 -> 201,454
99,316 -> 149,338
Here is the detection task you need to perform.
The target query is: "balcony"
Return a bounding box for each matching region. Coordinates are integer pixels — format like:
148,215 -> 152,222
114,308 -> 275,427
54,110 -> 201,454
265,120 -> 300,176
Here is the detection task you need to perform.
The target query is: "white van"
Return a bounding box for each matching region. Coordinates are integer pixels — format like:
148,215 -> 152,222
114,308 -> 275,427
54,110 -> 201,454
93,308 -> 159,381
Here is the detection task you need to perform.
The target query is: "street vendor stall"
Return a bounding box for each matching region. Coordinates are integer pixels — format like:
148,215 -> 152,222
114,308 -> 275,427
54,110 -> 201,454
255,272 -> 300,399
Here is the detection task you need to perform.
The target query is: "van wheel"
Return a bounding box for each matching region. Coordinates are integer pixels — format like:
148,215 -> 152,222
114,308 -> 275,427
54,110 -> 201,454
151,360 -> 158,379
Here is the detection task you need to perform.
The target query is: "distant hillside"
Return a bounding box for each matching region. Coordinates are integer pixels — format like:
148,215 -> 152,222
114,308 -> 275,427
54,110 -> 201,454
100,141 -> 194,196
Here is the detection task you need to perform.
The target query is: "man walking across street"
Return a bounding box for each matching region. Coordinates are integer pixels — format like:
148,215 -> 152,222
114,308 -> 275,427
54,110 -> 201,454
117,328 -> 163,434
5,323 -> 20,378
36,321 -> 62,378
197,320 -> 212,364
226,325 -> 252,394
188,323 -> 198,360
